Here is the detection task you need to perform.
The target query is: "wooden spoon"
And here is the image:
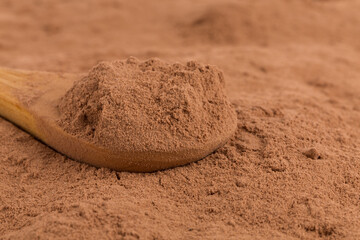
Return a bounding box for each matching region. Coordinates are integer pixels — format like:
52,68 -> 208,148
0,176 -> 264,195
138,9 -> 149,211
0,67 -> 236,172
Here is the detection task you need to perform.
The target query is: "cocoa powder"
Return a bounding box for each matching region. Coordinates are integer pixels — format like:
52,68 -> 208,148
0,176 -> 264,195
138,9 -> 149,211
57,57 -> 236,152
1,0 -> 360,239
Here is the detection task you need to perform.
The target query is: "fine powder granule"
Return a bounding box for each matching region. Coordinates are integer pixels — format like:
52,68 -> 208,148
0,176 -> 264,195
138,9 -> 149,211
57,57 -> 237,152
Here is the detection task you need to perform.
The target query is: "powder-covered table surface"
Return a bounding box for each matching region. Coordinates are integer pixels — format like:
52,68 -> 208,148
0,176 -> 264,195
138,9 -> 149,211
1,0 -> 360,239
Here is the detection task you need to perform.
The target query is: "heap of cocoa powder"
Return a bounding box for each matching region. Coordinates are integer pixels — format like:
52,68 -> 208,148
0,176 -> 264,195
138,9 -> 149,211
57,57 -> 236,152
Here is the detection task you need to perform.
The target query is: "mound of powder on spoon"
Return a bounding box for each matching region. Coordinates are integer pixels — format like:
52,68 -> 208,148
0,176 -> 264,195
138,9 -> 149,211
57,57 -> 236,152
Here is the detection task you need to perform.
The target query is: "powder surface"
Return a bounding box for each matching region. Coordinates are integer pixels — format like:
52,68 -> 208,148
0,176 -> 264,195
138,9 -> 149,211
57,57 -> 236,152
2,0 -> 360,239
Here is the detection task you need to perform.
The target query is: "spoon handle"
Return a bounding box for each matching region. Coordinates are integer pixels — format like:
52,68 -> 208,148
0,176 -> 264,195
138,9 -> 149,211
0,68 -> 40,137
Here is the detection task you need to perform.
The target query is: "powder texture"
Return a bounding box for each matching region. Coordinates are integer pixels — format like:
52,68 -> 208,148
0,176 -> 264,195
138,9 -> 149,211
57,57 -> 236,152
2,0 -> 360,239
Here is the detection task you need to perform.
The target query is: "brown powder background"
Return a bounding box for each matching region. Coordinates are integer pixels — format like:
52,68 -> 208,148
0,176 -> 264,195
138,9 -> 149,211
1,0 -> 360,239
57,58 -> 236,152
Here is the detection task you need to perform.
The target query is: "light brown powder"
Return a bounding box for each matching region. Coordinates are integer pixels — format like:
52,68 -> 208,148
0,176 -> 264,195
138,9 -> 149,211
2,0 -> 360,239
57,57 -> 237,152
